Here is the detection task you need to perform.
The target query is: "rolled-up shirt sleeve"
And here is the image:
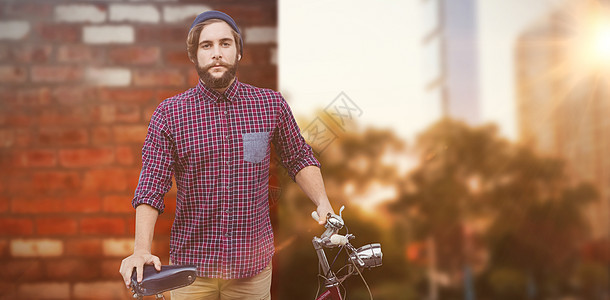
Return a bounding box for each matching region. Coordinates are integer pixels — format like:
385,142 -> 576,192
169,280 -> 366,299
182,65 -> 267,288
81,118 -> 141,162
273,95 -> 321,181
132,103 -> 175,214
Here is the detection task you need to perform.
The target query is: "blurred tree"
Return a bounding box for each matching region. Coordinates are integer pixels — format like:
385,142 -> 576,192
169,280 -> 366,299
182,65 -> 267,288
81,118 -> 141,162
390,118 -> 598,299
273,125 -> 413,300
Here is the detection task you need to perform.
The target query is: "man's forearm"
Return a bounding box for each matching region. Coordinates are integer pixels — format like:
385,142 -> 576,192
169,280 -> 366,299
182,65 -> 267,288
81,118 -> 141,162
134,204 -> 159,253
295,165 -> 333,209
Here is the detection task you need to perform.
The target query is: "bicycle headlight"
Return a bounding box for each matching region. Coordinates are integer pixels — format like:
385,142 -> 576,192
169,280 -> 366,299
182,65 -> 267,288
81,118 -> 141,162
349,243 -> 382,269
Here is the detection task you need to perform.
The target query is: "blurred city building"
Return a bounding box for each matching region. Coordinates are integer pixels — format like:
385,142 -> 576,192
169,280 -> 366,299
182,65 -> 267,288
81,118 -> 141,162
515,1 -> 610,240
421,0 -> 480,125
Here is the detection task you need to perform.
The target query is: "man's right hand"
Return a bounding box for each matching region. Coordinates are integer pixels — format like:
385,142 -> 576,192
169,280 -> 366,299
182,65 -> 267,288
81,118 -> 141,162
119,251 -> 162,288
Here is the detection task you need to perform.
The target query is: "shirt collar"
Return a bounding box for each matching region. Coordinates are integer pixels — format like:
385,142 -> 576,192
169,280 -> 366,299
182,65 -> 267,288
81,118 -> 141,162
196,79 -> 241,103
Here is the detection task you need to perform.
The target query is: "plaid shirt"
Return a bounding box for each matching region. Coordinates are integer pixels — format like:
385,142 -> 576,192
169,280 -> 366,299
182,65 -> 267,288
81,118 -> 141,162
133,79 -> 320,279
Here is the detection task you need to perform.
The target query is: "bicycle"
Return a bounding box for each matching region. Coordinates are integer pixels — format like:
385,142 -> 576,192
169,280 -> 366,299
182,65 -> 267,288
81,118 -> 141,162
129,205 -> 382,300
311,206 -> 383,300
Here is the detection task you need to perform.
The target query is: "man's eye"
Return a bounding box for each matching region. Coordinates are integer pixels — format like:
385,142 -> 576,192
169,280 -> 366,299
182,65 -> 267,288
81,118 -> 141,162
222,42 -> 231,47
201,44 -> 211,49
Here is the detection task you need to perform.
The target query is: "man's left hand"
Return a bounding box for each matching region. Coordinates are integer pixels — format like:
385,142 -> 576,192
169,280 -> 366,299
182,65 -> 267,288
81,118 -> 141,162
315,203 -> 335,225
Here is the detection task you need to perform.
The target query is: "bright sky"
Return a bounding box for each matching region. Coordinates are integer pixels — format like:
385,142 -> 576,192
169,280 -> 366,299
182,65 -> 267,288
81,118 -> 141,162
279,0 -> 564,142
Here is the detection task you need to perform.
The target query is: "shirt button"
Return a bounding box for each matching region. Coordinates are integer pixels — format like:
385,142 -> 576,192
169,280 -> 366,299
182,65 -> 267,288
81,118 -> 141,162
223,111 -> 228,115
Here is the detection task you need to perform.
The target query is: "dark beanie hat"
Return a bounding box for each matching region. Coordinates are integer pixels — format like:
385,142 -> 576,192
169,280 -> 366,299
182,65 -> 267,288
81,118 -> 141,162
189,10 -> 243,56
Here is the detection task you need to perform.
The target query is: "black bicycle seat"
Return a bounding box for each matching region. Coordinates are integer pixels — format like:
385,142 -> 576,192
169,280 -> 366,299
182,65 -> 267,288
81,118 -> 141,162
130,264 -> 197,297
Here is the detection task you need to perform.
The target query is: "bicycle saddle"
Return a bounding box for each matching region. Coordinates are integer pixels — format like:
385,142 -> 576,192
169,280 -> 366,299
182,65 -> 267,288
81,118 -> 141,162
130,264 -> 197,297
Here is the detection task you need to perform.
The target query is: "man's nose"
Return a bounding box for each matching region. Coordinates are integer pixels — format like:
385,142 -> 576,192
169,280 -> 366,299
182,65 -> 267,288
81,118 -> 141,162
212,44 -> 222,59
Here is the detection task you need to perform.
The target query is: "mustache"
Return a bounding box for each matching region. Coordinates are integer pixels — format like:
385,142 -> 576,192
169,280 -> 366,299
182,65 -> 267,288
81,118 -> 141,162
203,62 -> 232,71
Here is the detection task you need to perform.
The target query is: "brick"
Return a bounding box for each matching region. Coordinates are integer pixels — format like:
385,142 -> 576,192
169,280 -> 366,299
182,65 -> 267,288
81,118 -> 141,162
239,45 -> 272,67
37,23 -> 80,43
30,171 -> 81,193
59,148 -> 115,168
156,88 -> 187,101
187,68 -> 199,86
82,168 -> 130,192
108,46 -> 160,65
214,5 -> 274,26
31,66 -> 83,83
113,125 -> 147,144
91,126 -> 113,144
110,4 -> 160,23
103,194 -> 133,213
0,239 -> 8,256
80,217 -> 125,235
73,281 -> 130,299
10,45 -> 53,63
0,218 -> 34,236
0,21 -> 30,40
164,48 -> 191,66
137,26 -> 187,44
0,195 -> 9,213
0,66 -> 27,84
98,89 -> 155,103
1,260 -> 43,281
84,25 -> 134,44
55,4 -> 106,23
5,3 -> 54,18
116,146 -> 136,165
0,111 -> 31,126
152,238 -> 170,257
37,106 -> 94,126
102,238 -> 133,256
45,258 -> 98,280
15,149 -> 57,168
97,104 -> 141,123
18,282 -> 70,299
245,26 -> 277,44
85,67 -> 131,86
0,87 -> 52,106
163,5 -> 211,23
0,281 -> 17,299
38,127 -> 88,146
65,238 -> 102,257
271,48 -> 277,65
10,239 -> 63,257
57,45 -> 101,63
0,129 -> 16,148
36,217 -> 78,235
155,216 -> 173,236
12,197 -> 64,214
0,46 -> 8,61
100,259 -> 122,279
63,194 -> 102,213
52,86 -> 97,105
133,69 -> 185,87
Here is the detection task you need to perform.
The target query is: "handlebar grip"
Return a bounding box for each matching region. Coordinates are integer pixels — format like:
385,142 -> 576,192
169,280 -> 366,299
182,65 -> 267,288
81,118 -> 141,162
330,234 -> 348,246
311,211 -> 320,222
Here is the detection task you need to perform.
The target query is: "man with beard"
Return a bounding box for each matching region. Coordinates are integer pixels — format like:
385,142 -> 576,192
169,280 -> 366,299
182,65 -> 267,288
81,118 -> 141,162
119,10 -> 335,300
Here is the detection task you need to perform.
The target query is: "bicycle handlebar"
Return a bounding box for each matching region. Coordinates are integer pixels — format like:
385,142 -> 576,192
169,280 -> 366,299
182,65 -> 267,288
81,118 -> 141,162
312,206 -> 349,247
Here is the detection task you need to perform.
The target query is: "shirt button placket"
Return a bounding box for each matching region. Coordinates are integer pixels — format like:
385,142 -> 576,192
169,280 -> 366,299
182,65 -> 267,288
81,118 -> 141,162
219,102 -> 231,246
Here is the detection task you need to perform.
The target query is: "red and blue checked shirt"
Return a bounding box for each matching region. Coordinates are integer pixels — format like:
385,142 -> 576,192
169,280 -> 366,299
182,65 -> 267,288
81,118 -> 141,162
132,79 -> 320,279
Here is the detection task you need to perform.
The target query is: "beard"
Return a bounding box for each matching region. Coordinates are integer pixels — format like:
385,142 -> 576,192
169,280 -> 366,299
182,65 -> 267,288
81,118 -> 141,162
196,57 -> 238,90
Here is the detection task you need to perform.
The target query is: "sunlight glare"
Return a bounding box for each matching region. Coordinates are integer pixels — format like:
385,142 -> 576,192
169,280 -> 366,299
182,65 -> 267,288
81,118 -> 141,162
592,19 -> 610,63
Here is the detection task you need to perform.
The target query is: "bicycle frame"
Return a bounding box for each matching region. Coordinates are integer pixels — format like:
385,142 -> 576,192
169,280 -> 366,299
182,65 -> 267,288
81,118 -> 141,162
313,236 -> 343,300
311,207 -> 382,300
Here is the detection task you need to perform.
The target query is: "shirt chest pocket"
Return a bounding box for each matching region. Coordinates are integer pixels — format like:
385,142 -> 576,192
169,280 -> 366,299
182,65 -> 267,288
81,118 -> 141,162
242,132 -> 269,163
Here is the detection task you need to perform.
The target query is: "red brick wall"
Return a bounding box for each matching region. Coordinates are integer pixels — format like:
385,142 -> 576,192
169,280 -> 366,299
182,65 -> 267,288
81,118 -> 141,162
0,1 -> 277,298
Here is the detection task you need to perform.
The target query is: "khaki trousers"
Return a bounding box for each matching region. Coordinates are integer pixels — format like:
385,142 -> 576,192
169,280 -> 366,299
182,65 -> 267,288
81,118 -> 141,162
170,263 -> 272,300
